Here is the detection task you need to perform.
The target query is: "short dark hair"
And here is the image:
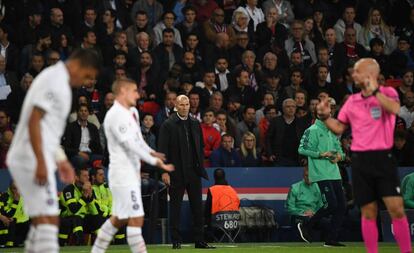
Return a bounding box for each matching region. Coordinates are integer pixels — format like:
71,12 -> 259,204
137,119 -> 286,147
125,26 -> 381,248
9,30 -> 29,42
290,68 -> 303,78
202,107 -> 215,117
162,28 -> 175,35
114,50 -> 127,58
243,105 -> 255,114
77,103 -> 90,112
135,10 -> 148,17
36,29 -> 51,41
221,133 -> 233,141
215,109 -> 227,117
68,48 -> 100,70
213,168 -> 227,184
75,166 -> 89,177
182,5 -> 196,15
264,104 -> 277,114
162,11 -> 176,20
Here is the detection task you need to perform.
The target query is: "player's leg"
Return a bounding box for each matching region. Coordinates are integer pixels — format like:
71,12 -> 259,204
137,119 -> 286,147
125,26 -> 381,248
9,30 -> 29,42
326,180 -> 346,245
127,217 -> 146,253
361,202 -> 379,253
10,168 -> 60,253
383,196 -> 412,253
91,216 -> 127,253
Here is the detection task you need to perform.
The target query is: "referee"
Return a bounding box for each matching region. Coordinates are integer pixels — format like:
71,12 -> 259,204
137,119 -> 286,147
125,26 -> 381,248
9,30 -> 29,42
317,58 -> 412,253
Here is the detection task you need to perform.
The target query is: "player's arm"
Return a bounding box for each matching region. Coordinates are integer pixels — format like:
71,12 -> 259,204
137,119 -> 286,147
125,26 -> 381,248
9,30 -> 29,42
298,129 -> 321,158
374,90 -> 400,115
29,106 -> 48,185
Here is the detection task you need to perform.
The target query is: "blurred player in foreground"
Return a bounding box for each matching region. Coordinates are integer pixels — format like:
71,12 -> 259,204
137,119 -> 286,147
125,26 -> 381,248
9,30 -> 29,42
6,49 -> 100,253
317,58 -> 412,253
91,78 -> 174,253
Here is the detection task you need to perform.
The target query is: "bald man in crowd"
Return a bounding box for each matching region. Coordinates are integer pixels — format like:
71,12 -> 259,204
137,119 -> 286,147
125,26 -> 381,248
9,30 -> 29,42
317,58 -> 412,253
158,95 -> 214,249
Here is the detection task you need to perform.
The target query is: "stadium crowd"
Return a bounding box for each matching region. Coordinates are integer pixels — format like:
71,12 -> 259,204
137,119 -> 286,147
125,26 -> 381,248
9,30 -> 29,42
0,0 -> 413,247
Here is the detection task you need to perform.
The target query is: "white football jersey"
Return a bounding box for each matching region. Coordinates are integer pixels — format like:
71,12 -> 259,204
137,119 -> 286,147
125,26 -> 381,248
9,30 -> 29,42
104,100 -> 157,187
7,61 -> 72,172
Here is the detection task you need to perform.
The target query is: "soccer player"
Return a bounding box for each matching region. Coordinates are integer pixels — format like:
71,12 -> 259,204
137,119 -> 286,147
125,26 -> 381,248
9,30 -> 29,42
91,78 -> 174,253
6,49 -> 99,253
317,58 -> 412,253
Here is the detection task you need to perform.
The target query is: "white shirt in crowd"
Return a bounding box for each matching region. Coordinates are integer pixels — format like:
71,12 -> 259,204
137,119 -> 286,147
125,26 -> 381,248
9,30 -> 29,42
79,123 -> 92,153
399,106 -> 414,129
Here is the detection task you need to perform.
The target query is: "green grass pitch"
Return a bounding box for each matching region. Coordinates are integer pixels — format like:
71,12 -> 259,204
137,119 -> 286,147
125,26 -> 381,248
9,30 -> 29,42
0,243 -> 404,253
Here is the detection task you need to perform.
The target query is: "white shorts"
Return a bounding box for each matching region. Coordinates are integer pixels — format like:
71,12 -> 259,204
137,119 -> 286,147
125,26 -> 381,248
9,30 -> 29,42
110,184 -> 144,219
9,166 -> 59,217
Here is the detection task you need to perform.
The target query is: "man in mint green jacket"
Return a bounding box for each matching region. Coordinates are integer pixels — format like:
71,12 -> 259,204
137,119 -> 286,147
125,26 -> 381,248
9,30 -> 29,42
286,167 -> 324,225
402,173 -> 414,209
297,118 -> 346,247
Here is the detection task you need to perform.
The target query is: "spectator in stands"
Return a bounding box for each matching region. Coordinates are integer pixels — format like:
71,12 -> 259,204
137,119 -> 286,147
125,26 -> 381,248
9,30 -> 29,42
0,130 -> 12,169
395,7 -> 414,46
96,9 -> 120,49
128,32 -> 151,68
97,92 -> 115,123
215,109 -> 237,137
334,65 -> 359,103
0,110 -> 11,139
338,27 -> 367,66
204,8 -> 236,47
0,24 -> 18,73
308,47 -> 333,84
210,134 -> 241,167
262,0 -> 294,29
204,168 -> 240,227
19,8 -> 43,48
334,5 -> 362,44
102,31 -> 129,67
46,50 -> 61,67
79,29 -> 103,63
152,28 -> 184,83
389,36 -> 414,77
19,30 -> 52,76
184,33 -> 204,65
229,32 -> 252,68
189,91 -> 202,122
309,64 -> 333,99
235,105 -> 259,147
234,50 -> 262,93
131,0 -> 164,28
0,55 -> 17,100
153,11 -> 183,47
126,11 -> 153,48
56,33 -> 74,61
214,57 -> 231,93
27,53 -> 45,78
283,68 -> 304,99
176,6 -> 203,45
324,28 -> 346,78
209,91 -> 224,112
155,91 -> 177,126
399,91 -> 414,129
239,131 -> 261,166
367,38 -> 389,77
294,89 -> 307,109
258,104 -> 278,152
48,8 -> 73,49
286,166 -> 323,228
133,51 -> 161,100
285,20 -> 317,68
59,167 -> 99,246
261,52 -> 286,83
199,70 -> 217,109
191,0 -> 219,24
201,108 -> 221,166
141,113 -> 157,150
393,130 -> 414,166
256,7 -> 288,52
359,7 -> 397,55
62,104 -> 103,165
232,11 -> 253,42
402,172 -> 414,209
0,181 -> 29,247
225,69 -> 255,107
234,0 -> 265,32
397,69 -> 414,103
262,72 -> 282,107
180,51 -> 203,84
267,98 -> 302,166
256,92 -> 276,124
76,6 -> 98,42
6,73 -> 33,124
311,10 -> 328,49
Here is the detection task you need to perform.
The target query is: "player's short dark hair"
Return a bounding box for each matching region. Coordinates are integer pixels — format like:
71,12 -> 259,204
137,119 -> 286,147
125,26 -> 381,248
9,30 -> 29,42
68,48 -> 100,70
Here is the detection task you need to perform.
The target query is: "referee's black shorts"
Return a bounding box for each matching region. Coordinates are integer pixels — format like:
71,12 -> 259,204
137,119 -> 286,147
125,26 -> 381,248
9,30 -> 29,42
351,150 -> 401,206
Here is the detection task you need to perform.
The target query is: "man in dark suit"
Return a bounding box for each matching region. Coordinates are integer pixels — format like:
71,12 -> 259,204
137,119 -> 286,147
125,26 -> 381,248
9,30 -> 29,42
158,95 -> 214,249
62,104 -> 103,165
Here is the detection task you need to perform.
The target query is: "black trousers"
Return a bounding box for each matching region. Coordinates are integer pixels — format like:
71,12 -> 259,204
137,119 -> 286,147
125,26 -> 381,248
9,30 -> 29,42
0,220 -> 29,247
59,215 -> 105,246
307,180 -> 346,242
169,169 -> 204,243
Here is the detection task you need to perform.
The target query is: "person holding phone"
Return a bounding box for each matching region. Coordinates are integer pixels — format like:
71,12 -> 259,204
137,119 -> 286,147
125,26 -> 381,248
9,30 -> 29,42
297,99 -> 346,247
